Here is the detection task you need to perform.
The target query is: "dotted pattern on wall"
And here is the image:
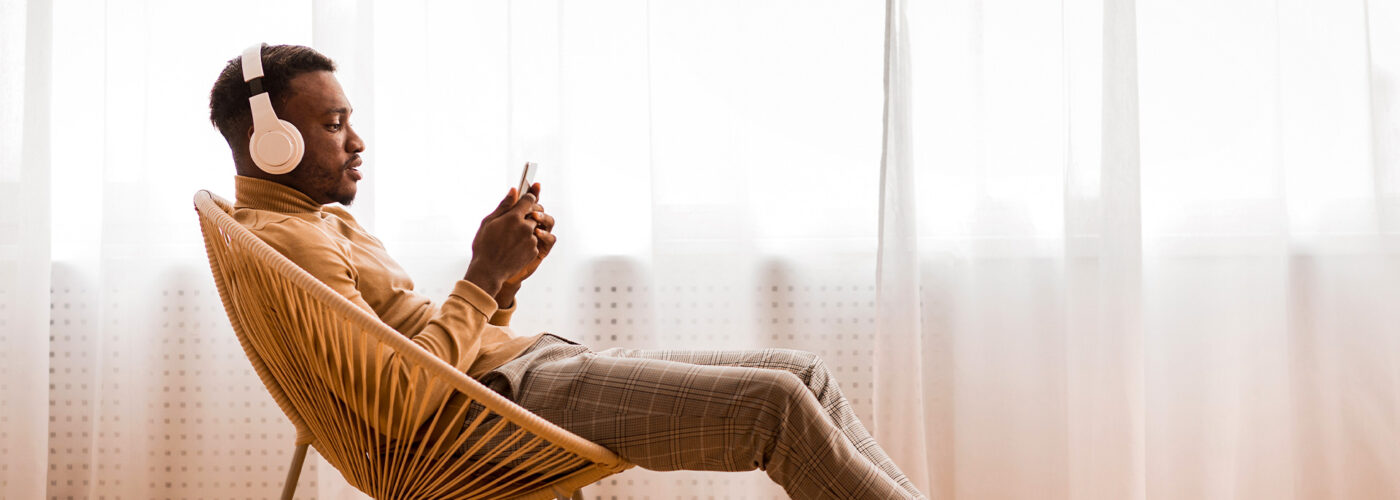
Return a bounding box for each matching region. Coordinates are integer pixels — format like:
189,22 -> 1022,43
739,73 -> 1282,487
47,266 -> 96,495
46,263 -> 318,499
1,258 -> 13,495
46,254 -> 883,499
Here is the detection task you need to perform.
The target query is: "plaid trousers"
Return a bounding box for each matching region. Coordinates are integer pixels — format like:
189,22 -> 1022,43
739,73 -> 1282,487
482,335 -> 927,499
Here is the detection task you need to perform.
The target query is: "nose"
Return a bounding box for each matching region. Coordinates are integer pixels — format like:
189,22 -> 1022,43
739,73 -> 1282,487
346,123 -> 366,154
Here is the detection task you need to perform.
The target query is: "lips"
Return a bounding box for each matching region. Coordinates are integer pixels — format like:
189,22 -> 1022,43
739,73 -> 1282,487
345,156 -> 363,180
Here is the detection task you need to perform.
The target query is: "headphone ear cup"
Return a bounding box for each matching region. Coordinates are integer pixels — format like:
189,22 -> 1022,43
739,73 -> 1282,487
249,119 -> 305,175
276,118 -> 305,171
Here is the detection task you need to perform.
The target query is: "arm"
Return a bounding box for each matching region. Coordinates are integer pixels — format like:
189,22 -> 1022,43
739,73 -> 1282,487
253,188 -> 540,440
489,283 -> 518,326
258,222 -> 497,440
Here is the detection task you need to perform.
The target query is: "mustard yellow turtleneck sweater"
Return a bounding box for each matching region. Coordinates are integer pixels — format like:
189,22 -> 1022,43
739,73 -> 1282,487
232,175 -> 541,381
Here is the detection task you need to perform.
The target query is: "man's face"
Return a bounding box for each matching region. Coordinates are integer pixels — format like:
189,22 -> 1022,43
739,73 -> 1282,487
272,71 -> 364,205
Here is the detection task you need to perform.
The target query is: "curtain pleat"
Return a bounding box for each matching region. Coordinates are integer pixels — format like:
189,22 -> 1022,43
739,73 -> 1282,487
1,0 -> 52,497
874,0 -> 934,496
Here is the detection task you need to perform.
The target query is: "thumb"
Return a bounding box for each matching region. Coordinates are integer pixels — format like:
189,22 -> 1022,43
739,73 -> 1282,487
490,188 -> 518,217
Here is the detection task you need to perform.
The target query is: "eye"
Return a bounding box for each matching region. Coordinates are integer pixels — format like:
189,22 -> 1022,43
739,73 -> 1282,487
327,123 -> 343,132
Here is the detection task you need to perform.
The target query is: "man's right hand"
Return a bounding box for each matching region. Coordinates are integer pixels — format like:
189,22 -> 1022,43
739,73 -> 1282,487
464,187 -> 540,298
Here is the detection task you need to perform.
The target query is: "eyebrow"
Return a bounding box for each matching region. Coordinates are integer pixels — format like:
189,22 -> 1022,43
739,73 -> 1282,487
324,107 -> 352,115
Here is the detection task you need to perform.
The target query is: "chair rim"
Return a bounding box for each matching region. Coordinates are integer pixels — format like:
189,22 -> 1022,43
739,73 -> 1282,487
193,189 -> 630,474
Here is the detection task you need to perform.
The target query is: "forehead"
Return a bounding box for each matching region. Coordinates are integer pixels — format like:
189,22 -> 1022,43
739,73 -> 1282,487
283,71 -> 350,115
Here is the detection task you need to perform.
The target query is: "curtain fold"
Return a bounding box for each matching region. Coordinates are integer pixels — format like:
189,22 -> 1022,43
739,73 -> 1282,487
874,0 -> 934,495
1072,0 -> 1145,497
1,0 -> 51,497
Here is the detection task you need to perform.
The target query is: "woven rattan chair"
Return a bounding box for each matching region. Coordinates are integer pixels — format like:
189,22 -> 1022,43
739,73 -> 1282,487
194,190 -> 632,499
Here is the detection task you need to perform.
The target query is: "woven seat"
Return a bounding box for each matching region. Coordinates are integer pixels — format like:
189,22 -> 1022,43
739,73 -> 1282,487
194,190 -> 631,499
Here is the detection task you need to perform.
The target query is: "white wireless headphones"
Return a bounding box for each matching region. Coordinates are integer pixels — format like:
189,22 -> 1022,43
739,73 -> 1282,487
242,44 -> 305,175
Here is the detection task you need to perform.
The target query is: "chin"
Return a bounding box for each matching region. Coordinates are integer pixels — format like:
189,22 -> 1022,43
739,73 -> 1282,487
335,189 -> 357,206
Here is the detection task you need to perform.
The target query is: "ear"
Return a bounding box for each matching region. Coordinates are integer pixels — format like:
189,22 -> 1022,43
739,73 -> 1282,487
246,124 -> 255,142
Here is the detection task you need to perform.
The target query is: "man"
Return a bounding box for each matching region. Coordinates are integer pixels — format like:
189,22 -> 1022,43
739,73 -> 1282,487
209,44 -> 925,499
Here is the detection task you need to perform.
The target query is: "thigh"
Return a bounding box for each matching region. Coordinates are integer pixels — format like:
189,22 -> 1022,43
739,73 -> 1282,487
515,351 -> 801,417
595,347 -> 846,414
594,346 -> 822,378
513,352 -> 809,471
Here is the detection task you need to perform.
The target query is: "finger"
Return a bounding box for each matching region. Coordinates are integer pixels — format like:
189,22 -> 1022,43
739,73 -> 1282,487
518,216 -> 541,234
510,191 -> 538,215
535,227 -> 557,249
532,212 -> 555,231
528,182 -> 541,200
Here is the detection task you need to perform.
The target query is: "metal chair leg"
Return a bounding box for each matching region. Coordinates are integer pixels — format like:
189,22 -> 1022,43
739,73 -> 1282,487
280,443 -> 310,500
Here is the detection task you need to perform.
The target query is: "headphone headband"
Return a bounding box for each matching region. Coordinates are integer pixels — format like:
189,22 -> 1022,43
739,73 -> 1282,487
241,44 -> 265,81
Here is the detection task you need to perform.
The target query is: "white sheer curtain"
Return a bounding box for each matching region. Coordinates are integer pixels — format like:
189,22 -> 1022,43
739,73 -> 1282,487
8,0 -> 1400,498
1,0 -> 51,498
885,0 -> 1400,498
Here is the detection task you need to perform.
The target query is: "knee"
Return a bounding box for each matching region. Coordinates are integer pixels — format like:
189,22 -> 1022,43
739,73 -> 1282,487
742,370 -> 814,428
770,349 -> 833,390
747,370 -> 818,431
772,370 -> 810,401
743,368 -> 808,403
740,370 -> 823,470
769,349 -> 826,378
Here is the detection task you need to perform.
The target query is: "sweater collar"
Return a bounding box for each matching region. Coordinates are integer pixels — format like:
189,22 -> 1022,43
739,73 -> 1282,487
233,175 -> 323,214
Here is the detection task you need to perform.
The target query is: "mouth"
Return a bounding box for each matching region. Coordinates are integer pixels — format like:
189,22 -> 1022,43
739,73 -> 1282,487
345,157 -> 363,180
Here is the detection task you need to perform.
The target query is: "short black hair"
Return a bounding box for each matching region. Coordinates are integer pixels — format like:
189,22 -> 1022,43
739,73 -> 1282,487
208,44 -> 336,148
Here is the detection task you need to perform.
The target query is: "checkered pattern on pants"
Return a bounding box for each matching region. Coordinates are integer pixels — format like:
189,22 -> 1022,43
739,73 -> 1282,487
483,335 -> 927,499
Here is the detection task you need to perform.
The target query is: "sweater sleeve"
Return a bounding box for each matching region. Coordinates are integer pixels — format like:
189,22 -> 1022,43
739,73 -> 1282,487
488,300 -> 515,326
253,220 -> 496,440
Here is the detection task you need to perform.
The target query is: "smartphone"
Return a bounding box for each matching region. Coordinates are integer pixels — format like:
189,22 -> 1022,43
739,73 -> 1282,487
517,162 -> 538,199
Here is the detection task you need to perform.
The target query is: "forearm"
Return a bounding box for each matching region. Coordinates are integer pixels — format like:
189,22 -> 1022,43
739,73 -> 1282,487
365,280 -> 497,438
463,260 -> 507,298
464,266 -> 518,325
464,259 -> 521,314
493,282 -> 520,310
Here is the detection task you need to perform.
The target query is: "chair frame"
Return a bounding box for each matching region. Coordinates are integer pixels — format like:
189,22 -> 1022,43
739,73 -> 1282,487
195,190 -> 631,499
